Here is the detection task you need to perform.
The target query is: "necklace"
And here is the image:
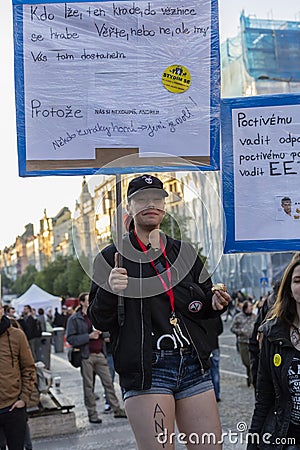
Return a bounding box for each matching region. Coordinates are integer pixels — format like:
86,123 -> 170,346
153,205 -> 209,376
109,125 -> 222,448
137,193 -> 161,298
290,324 -> 300,346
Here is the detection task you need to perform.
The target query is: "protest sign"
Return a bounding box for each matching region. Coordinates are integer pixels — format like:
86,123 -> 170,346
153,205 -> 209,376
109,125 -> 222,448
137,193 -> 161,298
222,93 -> 300,253
13,0 -> 220,176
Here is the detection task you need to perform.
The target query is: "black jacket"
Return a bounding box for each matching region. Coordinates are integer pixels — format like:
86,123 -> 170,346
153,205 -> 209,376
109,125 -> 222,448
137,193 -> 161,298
88,232 -> 223,391
18,315 -> 41,341
247,318 -> 297,450
249,293 -> 277,389
200,316 -> 223,352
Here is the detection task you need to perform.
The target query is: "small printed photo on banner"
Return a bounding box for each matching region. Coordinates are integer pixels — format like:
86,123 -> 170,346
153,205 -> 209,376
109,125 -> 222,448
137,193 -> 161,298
275,195 -> 300,222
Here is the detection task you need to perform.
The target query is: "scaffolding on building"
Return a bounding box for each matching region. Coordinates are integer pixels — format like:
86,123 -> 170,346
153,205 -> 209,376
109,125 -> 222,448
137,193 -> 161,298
240,12 -> 300,82
222,13 -> 300,97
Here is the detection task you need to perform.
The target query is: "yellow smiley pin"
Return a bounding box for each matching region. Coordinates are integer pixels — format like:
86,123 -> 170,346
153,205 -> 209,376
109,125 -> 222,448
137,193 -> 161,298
273,353 -> 282,367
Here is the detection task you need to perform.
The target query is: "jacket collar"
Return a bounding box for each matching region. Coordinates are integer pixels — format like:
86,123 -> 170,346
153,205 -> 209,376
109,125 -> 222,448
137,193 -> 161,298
75,308 -> 86,320
261,317 -> 292,347
127,231 -> 175,253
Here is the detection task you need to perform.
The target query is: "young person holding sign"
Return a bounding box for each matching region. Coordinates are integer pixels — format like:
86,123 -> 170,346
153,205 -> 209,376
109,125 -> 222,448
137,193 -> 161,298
89,174 -> 230,449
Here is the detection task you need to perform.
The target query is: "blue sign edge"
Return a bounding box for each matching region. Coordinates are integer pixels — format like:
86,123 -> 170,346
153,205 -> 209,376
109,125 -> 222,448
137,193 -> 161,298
221,92 -> 300,254
12,0 -> 220,176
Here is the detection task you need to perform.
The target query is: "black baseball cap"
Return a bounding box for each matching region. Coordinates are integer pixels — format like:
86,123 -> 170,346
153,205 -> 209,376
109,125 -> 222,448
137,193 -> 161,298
127,174 -> 168,200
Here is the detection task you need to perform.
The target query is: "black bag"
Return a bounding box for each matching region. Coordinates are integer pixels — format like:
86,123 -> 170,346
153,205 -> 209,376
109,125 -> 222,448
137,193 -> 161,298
68,347 -> 82,368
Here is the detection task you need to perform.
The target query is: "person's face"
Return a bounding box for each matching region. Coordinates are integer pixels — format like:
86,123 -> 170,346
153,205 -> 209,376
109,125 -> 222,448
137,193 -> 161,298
0,302 -> 4,321
23,306 -> 30,315
127,189 -> 165,230
282,200 -> 292,215
291,265 -> 300,304
81,294 -> 89,309
246,302 -> 253,314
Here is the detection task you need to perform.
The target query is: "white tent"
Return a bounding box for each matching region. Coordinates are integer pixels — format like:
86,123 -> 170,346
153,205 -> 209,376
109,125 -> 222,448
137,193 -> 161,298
12,284 -> 61,315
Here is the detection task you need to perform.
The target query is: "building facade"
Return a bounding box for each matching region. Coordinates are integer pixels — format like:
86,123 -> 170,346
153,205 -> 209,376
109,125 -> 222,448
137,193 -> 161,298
1,12 -> 299,297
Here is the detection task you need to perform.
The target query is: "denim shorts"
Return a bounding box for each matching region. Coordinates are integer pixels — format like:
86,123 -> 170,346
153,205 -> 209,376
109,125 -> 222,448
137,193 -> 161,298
124,347 -> 213,401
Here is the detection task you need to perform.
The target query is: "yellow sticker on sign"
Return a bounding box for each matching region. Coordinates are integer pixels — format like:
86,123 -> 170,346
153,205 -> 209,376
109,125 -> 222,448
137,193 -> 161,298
273,353 -> 282,367
162,65 -> 191,94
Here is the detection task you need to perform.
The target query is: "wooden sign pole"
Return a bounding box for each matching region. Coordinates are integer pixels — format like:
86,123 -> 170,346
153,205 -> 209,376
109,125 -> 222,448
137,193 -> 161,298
116,173 -> 125,326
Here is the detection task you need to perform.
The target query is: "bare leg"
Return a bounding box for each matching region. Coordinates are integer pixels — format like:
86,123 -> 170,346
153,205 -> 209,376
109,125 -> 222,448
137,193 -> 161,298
175,389 -> 222,449
125,394 -> 175,450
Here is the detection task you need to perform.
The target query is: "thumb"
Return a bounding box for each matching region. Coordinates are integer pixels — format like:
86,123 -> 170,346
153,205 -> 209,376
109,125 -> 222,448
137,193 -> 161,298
114,252 -> 119,268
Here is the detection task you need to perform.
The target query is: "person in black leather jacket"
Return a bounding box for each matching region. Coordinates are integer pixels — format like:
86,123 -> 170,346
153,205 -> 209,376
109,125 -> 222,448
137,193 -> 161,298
247,253 -> 300,450
89,174 -> 230,449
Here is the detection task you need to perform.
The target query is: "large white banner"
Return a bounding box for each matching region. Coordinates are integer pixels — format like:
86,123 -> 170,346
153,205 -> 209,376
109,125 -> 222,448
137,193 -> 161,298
13,0 -> 220,175
222,94 -> 300,253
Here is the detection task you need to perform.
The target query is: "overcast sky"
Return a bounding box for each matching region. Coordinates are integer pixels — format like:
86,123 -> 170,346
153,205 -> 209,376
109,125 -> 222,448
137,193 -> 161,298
0,0 -> 299,249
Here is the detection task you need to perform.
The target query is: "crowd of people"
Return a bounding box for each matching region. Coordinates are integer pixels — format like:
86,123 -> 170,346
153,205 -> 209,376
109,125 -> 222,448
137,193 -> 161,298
1,303 -> 74,362
0,296 -> 127,449
66,292 -> 126,423
1,173 -> 300,449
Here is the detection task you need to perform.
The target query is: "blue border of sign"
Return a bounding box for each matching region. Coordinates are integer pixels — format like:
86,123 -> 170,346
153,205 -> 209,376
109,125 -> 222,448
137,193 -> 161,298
13,0 -> 220,177
221,93 -> 300,254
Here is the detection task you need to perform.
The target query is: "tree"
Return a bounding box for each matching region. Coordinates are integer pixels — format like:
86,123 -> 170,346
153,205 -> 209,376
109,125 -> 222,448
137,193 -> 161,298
1,271 -> 14,293
161,212 -> 207,263
53,271 -> 70,297
161,212 -> 191,242
77,274 -> 92,294
67,257 -> 90,296
12,255 -> 91,298
12,265 -> 38,295
35,256 -> 68,294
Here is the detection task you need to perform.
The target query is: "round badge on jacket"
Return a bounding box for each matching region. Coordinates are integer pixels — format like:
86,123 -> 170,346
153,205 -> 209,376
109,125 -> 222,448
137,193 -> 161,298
273,353 -> 282,367
188,301 -> 203,313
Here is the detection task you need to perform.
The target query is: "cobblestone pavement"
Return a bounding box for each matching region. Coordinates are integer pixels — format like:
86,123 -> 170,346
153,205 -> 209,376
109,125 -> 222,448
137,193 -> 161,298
32,319 -> 255,449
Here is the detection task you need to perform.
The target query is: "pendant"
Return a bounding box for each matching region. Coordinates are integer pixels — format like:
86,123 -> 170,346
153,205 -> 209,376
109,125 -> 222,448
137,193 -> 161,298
169,313 -> 177,326
170,313 -> 180,333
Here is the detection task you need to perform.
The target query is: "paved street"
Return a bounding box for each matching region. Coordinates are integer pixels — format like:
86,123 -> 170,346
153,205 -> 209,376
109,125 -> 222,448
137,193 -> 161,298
32,319 -> 255,449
